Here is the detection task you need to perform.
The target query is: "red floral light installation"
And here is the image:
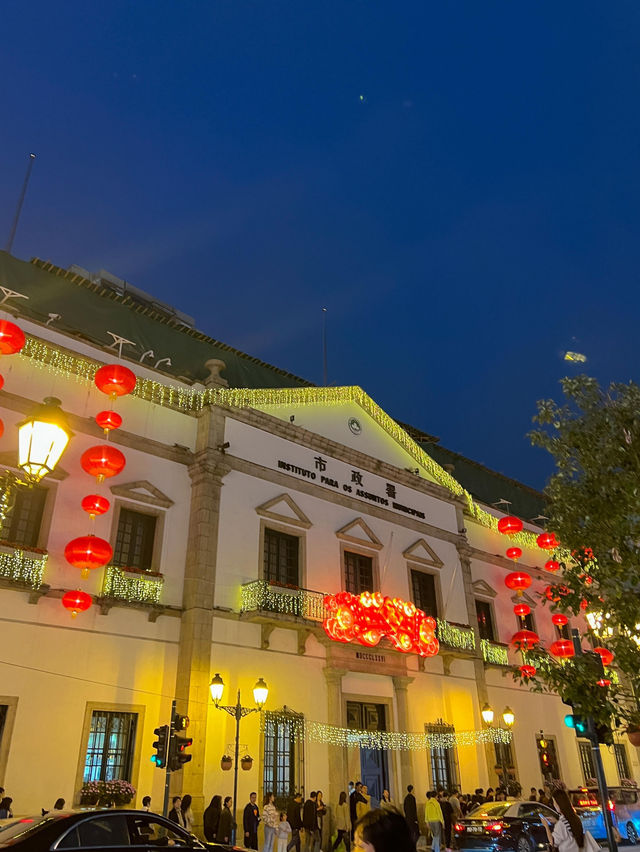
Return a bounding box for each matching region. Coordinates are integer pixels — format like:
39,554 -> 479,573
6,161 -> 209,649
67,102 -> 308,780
323,591 -> 439,657
62,589 -> 93,617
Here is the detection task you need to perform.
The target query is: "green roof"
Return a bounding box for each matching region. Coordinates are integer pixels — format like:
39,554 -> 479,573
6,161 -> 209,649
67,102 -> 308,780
0,250 -> 544,515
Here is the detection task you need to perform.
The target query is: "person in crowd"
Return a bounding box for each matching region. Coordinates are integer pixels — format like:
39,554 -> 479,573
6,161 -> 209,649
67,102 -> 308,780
203,794 -> 222,843
403,785 -> 419,845
356,786 -> 371,822
244,792 -> 261,850
142,796 -> 152,812
485,788 -> 495,803
438,790 -> 453,852
529,787 -> 538,802
543,783 -> 584,852
495,789 -> 505,802
317,790 -> 328,848
263,792 -> 279,852
276,811 -> 292,852
354,807 -> 416,852
303,790 -> 319,852
448,789 -> 462,822
333,791 -> 351,851
379,790 -> 393,812
53,799 -> 65,810
425,791 -> 444,852
286,792 -> 303,852
218,797 -> 235,845
351,783 -> 367,839
181,794 -> 194,832
538,788 -> 551,806
471,789 -> 485,807
168,797 -> 185,828
0,797 -> 12,819
348,782 -> 355,798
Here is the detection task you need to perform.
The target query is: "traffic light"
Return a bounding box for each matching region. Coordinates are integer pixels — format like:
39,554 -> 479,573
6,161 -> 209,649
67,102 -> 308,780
564,714 -> 590,736
152,725 -> 170,768
172,712 -> 190,732
169,733 -> 193,771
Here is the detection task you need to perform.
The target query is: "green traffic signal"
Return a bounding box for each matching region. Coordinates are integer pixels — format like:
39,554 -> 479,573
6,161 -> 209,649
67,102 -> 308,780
564,714 -> 575,728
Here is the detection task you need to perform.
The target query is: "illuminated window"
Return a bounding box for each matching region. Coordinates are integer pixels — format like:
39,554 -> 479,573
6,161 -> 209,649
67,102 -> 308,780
83,710 -> 137,782
475,600 -> 495,641
578,740 -> 595,782
263,709 -> 304,808
426,720 -> 460,789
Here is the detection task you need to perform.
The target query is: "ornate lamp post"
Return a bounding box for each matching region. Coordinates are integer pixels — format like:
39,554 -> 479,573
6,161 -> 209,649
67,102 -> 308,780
210,673 -> 269,844
481,703 -> 517,795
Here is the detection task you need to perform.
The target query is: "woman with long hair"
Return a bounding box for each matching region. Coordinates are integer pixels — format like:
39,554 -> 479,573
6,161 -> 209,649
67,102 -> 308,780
354,808 -> 415,852
203,794 -> 222,842
544,783 -> 584,852
181,794 -> 194,832
262,791 -> 278,852
333,791 -> 351,851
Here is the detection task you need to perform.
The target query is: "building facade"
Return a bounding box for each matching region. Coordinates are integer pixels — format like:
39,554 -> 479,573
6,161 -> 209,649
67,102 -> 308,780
0,251 -> 636,824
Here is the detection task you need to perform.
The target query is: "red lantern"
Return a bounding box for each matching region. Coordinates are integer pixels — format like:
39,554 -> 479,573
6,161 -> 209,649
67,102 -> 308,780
552,613 -> 568,627
594,647 -> 614,666
498,516 -> 523,535
0,320 -> 25,355
81,494 -> 110,517
95,364 -> 137,398
597,678 -> 612,688
511,629 -> 540,649
64,535 -> 113,578
520,664 -> 537,678
506,546 -> 522,561
96,410 -> 123,433
514,603 -> 531,617
0,374 -> 4,391
62,589 -> 93,617
0,418 -> 4,439
580,599 -> 589,610
505,571 -> 532,595
550,639 -> 575,658
537,532 -> 558,550
81,445 -> 126,482
545,560 -> 560,572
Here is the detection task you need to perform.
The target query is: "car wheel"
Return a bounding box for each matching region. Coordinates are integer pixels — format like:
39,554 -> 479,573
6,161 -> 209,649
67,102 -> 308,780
626,822 -> 638,845
517,835 -> 534,852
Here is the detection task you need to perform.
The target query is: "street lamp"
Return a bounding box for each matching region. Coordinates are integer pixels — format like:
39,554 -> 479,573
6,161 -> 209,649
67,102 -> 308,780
210,673 -> 269,844
481,703 -> 517,796
481,703 -> 495,726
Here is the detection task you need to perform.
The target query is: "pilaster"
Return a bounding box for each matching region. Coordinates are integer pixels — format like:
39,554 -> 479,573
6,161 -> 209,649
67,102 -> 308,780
324,667 -> 347,802
392,675 -> 415,792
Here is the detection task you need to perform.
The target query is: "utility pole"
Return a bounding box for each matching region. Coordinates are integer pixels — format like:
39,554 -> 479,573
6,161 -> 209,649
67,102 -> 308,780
6,153 -> 36,255
163,699 -> 176,817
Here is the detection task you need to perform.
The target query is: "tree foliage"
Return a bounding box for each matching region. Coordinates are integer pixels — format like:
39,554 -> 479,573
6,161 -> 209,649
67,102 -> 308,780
517,376 -> 640,730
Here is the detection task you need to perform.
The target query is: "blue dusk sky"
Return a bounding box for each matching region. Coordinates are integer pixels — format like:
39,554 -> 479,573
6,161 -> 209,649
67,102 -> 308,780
2,1 -> 639,490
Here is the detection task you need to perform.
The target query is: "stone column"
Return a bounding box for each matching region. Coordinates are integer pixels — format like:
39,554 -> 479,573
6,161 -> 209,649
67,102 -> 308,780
173,406 -> 229,828
392,675 -> 415,793
324,668 -> 347,803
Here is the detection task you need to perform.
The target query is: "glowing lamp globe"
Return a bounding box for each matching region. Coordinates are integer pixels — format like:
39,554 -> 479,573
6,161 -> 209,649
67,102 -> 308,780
481,703 -> 494,725
511,630 -> 540,650
498,516 -> 523,535
0,320 -> 25,354
505,571 -> 532,595
506,546 -> 522,561
95,410 -> 122,433
81,494 -> 110,518
209,673 -> 225,705
64,535 -> 113,578
81,445 -> 126,482
62,589 -> 92,617
552,613 -> 569,627
520,664 -> 537,678
17,397 -> 72,484
514,603 -> 531,617
252,677 -> 269,708
594,647 -> 614,666
537,532 -> 558,550
95,364 -> 137,398
545,560 -> 560,572
550,639 -> 575,659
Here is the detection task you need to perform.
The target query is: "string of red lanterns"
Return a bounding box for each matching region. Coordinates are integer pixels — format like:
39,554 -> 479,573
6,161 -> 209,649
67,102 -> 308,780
0,320 -> 26,437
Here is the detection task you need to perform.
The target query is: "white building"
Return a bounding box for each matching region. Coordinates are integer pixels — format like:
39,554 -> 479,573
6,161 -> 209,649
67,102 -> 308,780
0,250 -> 635,825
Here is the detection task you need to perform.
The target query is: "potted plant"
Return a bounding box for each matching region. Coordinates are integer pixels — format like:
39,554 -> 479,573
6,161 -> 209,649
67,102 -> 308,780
627,725 -> 640,747
240,754 -> 253,771
79,780 -> 136,807
79,781 -> 101,806
220,755 -> 232,771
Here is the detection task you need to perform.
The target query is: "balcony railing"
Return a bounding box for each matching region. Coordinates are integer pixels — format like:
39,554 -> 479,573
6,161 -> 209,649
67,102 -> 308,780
102,565 -> 164,605
436,619 -> 476,652
481,639 -> 509,666
240,580 -> 326,622
0,544 -> 47,588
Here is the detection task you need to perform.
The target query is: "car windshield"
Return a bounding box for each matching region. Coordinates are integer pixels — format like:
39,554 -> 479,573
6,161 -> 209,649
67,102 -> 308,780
0,815 -> 64,843
466,803 -> 512,818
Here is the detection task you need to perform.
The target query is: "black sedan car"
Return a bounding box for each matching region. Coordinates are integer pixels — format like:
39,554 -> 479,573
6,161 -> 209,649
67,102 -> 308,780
0,810 -> 248,852
454,800 -> 559,852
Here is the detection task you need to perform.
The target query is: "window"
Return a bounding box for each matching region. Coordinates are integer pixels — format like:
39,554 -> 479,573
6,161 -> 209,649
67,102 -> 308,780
578,741 -> 595,782
83,711 -> 137,783
476,600 -> 495,640
555,623 -> 570,640
614,743 -> 631,782
128,815 -> 191,846
426,720 -> 460,790
411,570 -> 438,618
113,509 -> 156,571
1,486 -> 47,547
344,551 -> 373,595
60,815 -> 131,849
494,740 -> 514,769
519,611 -> 536,633
263,709 -> 304,807
263,528 -> 299,586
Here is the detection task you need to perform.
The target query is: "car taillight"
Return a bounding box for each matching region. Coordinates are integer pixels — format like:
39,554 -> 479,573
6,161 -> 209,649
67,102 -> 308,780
487,822 -> 504,834
455,823 -> 466,833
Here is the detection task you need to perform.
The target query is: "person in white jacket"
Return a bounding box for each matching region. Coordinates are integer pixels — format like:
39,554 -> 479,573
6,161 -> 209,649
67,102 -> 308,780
262,792 -> 279,852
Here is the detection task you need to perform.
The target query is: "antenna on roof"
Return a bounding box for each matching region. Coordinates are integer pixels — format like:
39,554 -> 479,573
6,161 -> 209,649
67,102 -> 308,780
322,307 -> 328,386
492,498 -> 512,510
5,153 -> 36,255
530,515 -> 549,525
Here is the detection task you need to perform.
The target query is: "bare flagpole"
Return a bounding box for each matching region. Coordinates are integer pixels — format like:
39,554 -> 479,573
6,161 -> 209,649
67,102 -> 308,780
322,307 -> 328,386
5,153 -> 36,255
